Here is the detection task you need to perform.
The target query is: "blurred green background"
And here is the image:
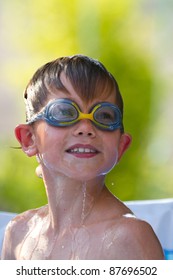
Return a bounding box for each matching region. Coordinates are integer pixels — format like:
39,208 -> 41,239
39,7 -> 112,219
0,0 -> 173,213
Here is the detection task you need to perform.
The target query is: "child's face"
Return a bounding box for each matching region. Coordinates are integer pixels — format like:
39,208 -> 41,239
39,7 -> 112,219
17,73 -> 131,181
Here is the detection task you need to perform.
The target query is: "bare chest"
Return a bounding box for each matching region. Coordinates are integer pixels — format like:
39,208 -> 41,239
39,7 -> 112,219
16,223 -> 116,260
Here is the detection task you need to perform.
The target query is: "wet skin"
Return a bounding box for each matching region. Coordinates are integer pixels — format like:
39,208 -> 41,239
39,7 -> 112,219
1,74 -> 164,260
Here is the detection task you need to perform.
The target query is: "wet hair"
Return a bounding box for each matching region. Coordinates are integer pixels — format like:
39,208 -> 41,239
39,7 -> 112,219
24,54 -> 124,128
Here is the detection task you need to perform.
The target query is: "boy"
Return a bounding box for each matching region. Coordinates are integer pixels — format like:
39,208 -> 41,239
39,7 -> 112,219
1,55 -> 164,259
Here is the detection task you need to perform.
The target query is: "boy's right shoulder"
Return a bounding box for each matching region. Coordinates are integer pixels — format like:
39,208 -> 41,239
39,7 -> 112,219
7,205 -> 48,231
4,206 -> 48,244
1,206 -> 48,259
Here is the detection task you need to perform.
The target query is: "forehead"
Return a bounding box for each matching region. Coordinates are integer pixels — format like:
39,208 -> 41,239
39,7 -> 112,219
47,72 -> 117,106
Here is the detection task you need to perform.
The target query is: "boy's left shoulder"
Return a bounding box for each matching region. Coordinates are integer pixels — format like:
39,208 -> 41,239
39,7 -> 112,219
113,213 -> 164,259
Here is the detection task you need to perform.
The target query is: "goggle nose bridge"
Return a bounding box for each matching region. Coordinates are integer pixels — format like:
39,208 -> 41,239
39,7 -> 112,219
77,111 -> 94,122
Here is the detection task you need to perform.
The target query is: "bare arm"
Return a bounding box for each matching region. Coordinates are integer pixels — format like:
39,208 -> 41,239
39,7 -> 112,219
1,211 -> 32,260
1,221 -> 15,259
106,216 -> 164,260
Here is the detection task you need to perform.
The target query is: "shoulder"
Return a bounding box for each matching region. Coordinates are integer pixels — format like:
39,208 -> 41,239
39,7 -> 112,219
111,214 -> 164,259
5,206 -> 46,232
92,195 -> 164,259
1,206 -> 47,259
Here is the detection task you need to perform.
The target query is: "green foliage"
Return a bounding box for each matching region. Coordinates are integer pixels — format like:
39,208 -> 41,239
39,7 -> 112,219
0,146 -> 47,213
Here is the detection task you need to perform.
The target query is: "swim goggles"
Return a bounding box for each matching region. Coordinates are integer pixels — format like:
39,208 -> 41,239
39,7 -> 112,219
27,98 -> 122,131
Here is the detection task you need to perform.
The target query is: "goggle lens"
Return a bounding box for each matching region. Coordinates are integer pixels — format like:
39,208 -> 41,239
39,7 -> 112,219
94,105 -> 119,125
48,102 -> 78,122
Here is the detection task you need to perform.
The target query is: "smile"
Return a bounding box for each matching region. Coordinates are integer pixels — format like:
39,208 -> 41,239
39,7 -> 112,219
66,144 -> 99,158
67,147 -> 97,153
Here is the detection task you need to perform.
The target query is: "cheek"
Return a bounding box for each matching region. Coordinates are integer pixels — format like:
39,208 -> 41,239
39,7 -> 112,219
98,133 -> 121,175
99,147 -> 119,175
35,126 -> 65,171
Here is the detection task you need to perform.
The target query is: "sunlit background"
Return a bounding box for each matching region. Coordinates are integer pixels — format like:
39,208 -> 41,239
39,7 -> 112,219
0,0 -> 173,213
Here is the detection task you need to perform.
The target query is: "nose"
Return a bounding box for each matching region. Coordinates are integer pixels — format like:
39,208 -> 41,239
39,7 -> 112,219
73,119 -> 96,137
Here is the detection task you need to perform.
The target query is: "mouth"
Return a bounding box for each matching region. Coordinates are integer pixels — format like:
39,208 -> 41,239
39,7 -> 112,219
66,144 -> 99,158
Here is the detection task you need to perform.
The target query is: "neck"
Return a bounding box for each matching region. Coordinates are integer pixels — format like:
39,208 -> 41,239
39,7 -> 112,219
41,168 -> 106,229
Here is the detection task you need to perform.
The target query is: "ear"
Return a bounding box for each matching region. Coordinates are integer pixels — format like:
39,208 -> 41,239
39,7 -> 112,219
15,124 -> 38,157
118,133 -> 132,162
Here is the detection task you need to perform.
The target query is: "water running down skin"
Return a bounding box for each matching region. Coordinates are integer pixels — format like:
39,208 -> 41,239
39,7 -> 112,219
1,56 -> 164,260
1,166 -> 164,259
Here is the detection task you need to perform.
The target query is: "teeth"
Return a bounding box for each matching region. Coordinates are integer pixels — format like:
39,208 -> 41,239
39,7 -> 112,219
69,148 -> 96,153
